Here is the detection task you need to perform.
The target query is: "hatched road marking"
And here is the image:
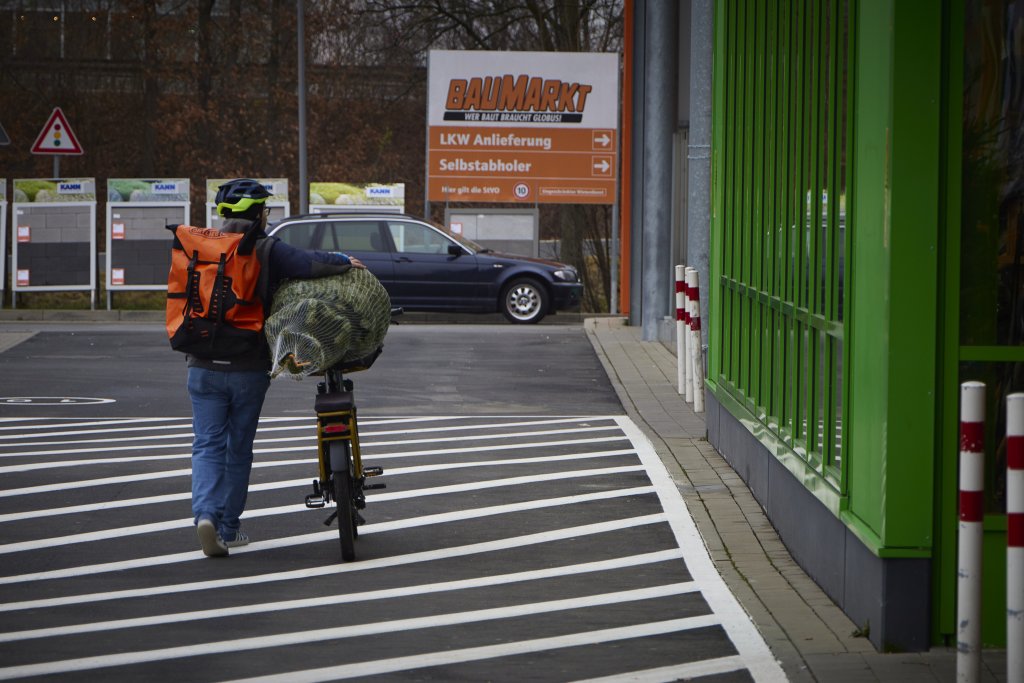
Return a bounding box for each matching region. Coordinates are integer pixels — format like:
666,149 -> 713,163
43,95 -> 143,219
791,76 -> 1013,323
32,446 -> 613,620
0,415 -> 786,682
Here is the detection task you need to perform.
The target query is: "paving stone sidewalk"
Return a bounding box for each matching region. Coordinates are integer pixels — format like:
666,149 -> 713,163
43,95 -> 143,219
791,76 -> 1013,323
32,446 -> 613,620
584,316 -> 1008,683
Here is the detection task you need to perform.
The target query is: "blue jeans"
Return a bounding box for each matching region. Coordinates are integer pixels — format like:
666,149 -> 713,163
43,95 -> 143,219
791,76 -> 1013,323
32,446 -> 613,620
187,367 -> 271,539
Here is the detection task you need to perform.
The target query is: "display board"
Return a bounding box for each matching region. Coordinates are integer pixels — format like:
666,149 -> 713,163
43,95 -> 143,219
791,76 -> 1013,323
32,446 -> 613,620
105,179 -> 190,305
11,178 -> 97,307
205,178 -> 289,228
427,50 -> 619,204
309,182 -> 405,214
444,208 -> 539,257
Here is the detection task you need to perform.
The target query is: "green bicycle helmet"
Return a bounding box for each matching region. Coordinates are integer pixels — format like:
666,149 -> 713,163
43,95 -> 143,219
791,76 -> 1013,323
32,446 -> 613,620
215,178 -> 271,218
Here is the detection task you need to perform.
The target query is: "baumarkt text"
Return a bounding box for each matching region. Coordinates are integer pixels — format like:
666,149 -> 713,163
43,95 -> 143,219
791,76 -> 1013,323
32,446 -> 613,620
438,158 -> 532,172
446,76 -> 593,113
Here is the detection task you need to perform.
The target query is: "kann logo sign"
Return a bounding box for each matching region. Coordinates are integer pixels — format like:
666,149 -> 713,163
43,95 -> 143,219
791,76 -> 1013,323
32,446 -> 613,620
444,75 -> 593,124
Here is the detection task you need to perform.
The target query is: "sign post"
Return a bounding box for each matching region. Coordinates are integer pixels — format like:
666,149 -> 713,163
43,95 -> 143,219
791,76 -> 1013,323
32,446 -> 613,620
30,107 -> 84,177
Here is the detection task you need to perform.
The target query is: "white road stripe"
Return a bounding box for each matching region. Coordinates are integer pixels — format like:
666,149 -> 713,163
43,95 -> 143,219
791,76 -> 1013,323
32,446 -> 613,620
0,549 -> 687,643
0,486 -> 657,584
619,417 -> 788,682
0,416 -> 611,445
0,514 -> 668,613
0,459 -> 312,498
569,655 -> 748,683
0,465 -> 646,555
0,435 -> 630,475
0,422 -> 195,441
0,584 -> 705,680
219,617 -> 722,683
0,417 -> 192,432
4,428 -> 289,447
0,425 -> 619,459
0,449 -> 638,523
0,415 -> 433,434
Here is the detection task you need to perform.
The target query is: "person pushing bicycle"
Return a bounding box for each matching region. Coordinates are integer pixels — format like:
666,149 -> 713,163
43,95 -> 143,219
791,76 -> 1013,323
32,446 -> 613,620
173,178 -> 365,557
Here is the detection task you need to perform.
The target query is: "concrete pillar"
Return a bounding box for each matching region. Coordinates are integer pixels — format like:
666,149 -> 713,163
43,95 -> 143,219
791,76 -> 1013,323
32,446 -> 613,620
629,0 -> 646,328
640,0 -> 679,340
687,0 -> 713,348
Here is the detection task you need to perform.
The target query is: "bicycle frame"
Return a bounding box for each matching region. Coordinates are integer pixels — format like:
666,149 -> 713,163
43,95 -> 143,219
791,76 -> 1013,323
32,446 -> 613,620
315,368 -> 363,483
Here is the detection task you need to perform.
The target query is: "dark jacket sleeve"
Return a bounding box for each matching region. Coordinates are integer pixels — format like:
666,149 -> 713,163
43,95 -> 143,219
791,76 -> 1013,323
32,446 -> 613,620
263,237 -> 353,297
266,237 -> 351,277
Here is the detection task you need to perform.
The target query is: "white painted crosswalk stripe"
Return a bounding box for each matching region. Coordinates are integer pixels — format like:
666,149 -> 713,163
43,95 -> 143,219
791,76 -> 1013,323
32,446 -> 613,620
0,549 -> 687,643
0,585 -> 708,680
0,424 -> 620,458
0,466 -> 647,554
218,618 -> 727,683
0,486 -> 659,584
0,449 -> 639,523
0,515 -> 670,613
0,435 -> 630,473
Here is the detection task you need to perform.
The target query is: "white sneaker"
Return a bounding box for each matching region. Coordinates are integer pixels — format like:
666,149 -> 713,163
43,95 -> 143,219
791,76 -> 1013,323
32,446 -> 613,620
197,518 -> 229,557
224,530 -> 250,548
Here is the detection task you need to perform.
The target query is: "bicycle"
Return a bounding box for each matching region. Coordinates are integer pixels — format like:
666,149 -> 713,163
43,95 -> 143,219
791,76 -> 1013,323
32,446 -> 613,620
302,309 -> 400,561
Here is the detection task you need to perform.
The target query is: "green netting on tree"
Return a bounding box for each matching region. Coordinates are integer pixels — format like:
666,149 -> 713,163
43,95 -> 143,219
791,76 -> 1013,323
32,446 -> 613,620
265,268 -> 391,379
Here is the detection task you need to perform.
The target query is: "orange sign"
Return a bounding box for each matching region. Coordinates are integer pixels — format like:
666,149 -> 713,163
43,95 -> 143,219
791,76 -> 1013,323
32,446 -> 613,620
428,126 -> 617,203
427,50 -> 619,205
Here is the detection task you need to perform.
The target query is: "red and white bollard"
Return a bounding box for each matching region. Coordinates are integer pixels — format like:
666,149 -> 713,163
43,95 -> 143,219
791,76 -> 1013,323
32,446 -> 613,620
958,381 -> 985,683
675,265 -> 691,400
686,268 -> 704,414
1008,393 -> 1024,683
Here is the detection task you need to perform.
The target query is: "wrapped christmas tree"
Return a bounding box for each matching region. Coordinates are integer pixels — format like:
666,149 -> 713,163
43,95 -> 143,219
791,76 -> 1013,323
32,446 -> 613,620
265,267 -> 391,378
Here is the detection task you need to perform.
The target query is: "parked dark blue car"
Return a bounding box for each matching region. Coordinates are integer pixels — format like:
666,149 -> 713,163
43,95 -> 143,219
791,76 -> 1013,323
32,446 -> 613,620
268,212 -> 583,323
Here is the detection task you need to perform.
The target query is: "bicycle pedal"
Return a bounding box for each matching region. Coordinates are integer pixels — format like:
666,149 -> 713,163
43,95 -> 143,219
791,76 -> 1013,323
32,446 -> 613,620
363,466 -> 384,477
354,511 -> 366,526
363,483 -> 386,490
305,494 -> 326,508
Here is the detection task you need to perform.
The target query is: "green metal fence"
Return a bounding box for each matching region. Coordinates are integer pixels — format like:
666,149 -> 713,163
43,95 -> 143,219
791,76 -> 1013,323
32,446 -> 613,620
711,0 -> 852,488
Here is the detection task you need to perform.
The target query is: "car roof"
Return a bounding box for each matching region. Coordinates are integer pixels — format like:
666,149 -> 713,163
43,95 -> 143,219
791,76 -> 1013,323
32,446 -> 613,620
274,211 -> 423,222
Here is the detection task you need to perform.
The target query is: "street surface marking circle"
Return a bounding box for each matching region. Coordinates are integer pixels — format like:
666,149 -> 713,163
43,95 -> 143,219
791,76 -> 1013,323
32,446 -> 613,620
0,397 -> 116,406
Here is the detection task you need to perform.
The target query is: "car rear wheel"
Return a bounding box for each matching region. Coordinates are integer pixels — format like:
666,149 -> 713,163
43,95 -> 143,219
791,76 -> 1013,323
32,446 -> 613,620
502,278 -> 548,324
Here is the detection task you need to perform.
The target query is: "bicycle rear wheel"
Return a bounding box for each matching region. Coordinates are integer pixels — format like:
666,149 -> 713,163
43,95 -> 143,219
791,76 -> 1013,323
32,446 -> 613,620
329,440 -> 356,561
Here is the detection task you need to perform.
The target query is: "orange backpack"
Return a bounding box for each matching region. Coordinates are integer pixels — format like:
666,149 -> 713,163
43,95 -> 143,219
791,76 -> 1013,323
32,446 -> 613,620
166,224 -> 265,358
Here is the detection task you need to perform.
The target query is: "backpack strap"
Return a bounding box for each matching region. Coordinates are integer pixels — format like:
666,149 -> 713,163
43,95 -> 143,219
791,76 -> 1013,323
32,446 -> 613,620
184,251 -> 203,315
237,219 -> 264,256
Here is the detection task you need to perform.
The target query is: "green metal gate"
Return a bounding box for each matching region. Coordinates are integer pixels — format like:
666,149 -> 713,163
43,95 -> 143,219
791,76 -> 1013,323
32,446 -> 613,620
709,0 -> 852,507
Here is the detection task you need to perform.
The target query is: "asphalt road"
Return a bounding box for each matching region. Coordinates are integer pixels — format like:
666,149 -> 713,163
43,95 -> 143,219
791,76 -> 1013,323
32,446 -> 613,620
0,323 -> 622,418
0,323 -> 782,682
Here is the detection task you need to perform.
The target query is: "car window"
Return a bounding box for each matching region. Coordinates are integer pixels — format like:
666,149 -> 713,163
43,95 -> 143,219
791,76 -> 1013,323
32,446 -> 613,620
273,221 -> 318,250
387,221 -> 456,255
318,221 -> 386,252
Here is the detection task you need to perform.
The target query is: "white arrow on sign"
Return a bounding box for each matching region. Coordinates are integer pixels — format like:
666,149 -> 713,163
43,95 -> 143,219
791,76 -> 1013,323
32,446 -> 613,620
594,133 -> 611,147
593,159 -> 611,173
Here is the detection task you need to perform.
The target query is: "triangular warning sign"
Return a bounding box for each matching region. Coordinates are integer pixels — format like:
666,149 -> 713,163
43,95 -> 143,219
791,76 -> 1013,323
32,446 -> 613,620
31,107 -> 83,155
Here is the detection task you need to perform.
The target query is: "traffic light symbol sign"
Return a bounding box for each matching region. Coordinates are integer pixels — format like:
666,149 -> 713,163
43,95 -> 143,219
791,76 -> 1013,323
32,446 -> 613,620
31,107 -> 83,155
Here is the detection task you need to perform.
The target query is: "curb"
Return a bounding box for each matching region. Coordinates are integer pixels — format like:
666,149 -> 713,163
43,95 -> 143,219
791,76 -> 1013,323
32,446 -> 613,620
0,309 -> 615,325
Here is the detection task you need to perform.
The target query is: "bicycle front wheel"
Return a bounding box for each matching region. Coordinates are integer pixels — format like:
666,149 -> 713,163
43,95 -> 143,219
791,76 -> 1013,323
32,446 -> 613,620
329,440 -> 356,561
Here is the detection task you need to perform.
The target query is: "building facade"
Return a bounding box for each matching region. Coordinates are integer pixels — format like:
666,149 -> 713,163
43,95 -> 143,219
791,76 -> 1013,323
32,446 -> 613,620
689,0 -> 1020,651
